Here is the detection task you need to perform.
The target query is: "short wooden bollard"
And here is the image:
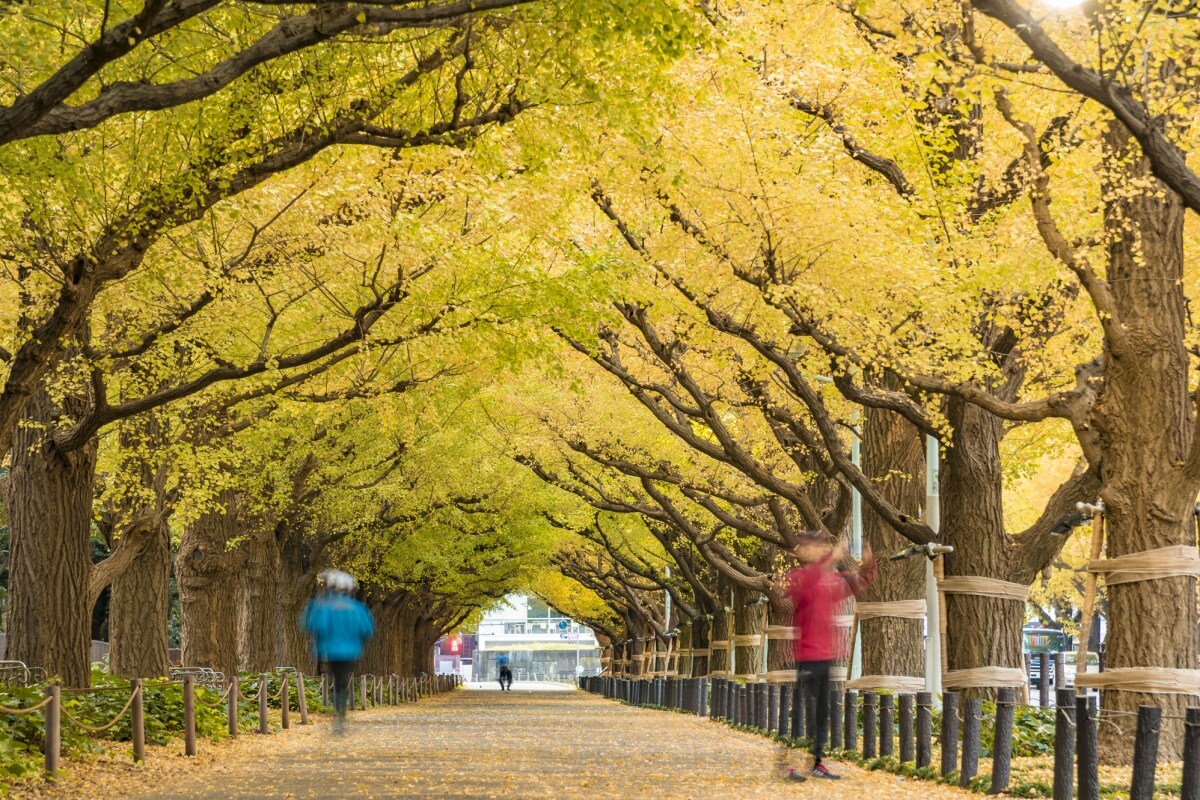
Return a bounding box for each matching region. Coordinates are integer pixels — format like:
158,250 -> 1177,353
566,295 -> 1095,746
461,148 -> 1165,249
1181,706 -> 1200,800
183,675 -> 197,756
280,673 -> 290,730
777,684 -> 791,737
258,674 -> 269,734
757,684 -> 769,731
1038,653 -> 1050,707
862,693 -> 878,759
960,697 -> 982,787
698,678 -> 709,717
320,673 -> 329,707
830,688 -> 843,749
44,685 -> 60,778
360,675 -> 367,710
879,693 -> 894,757
941,691 -> 960,778
916,692 -> 932,769
898,694 -> 914,763
132,679 -> 146,763
990,687 -> 1016,794
1130,706 -> 1162,800
1053,689 -> 1075,800
1053,654 -> 1066,697
297,672 -> 309,725
228,678 -> 239,737
1077,695 -> 1099,800
767,685 -> 779,732
843,691 -> 857,753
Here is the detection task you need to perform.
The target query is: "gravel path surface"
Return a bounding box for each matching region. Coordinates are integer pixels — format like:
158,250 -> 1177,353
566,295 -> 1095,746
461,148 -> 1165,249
128,687 -> 976,799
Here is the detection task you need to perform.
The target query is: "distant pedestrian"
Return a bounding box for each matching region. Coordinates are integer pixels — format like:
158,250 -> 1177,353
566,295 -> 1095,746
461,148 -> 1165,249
496,654 -> 513,691
303,570 -> 375,733
780,533 -> 876,781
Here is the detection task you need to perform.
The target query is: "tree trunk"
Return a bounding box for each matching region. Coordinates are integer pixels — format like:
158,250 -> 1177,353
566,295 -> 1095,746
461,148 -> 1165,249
4,389 -> 97,687
237,527 -> 280,672
108,519 -> 171,678
710,606 -> 731,678
176,490 -> 244,677
1091,121 -> 1194,763
940,400 -> 1025,698
733,584 -> 765,680
859,395 -> 926,682
276,527 -> 318,672
690,615 -> 710,677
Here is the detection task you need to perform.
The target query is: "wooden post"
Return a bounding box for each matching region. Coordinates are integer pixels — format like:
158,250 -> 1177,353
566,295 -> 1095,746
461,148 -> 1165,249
698,678 -> 709,717
862,692 -> 878,759
830,687 -> 843,750
1038,653 -> 1051,707
44,685 -> 60,778
990,687 -> 1016,794
1181,706 -> 1200,800
1053,689 -> 1076,800
280,673 -> 290,730
1130,706 -> 1162,800
228,678 -> 239,737
777,684 -> 791,737
960,697 -> 982,787
757,683 -> 769,731
941,691 -> 960,778
297,672 -> 309,725
1076,510 -> 1105,695
360,675 -> 368,710
258,674 -> 270,734
843,691 -> 857,754
1077,695 -> 1099,800
916,692 -> 932,769
183,675 -> 197,757
767,684 -> 779,732
321,673 -> 329,707
1054,653 -> 1066,697
898,693 -> 914,763
934,554 -> 948,679
879,693 -> 894,757
131,679 -> 146,763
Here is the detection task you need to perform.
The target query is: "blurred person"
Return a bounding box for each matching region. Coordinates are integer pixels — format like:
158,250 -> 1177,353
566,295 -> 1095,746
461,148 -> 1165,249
496,653 -> 513,691
779,532 -> 876,781
303,570 -> 375,733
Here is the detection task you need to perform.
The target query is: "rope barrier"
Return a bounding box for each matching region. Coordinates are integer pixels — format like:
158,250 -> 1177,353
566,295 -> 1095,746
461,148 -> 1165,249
59,687 -> 140,734
855,600 -> 927,620
1088,545 -> 1200,584
0,695 -> 53,715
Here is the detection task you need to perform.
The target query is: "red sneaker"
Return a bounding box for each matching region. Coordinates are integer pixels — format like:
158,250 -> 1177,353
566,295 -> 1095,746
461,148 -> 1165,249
811,763 -> 841,780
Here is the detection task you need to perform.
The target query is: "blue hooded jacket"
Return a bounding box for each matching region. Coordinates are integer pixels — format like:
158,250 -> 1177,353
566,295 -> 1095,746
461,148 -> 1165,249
303,593 -> 375,661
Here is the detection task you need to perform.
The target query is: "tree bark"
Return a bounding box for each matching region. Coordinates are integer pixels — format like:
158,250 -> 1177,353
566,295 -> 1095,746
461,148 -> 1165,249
690,615 -> 710,677
733,584 -> 765,680
1091,121 -> 1194,763
237,526 -> 280,672
175,490 -> 244,677
940,399 -> 1025,698
4,389 -> 97,687
859,394 -> 926,682
107,518 -> 171,678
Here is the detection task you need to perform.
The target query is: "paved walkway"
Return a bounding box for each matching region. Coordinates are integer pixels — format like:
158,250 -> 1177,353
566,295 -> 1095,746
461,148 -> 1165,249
130,687 -> 971,799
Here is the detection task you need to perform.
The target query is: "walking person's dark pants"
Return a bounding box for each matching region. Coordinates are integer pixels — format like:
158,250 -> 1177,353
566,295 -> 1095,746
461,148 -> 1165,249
791,660 -> 832,763
328,660 -> 355,717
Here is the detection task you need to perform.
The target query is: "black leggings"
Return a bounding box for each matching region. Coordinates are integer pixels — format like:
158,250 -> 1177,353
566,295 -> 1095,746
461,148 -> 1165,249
791,661 -> 831,762
499,666 -> 512,689
329,660 -> 356,716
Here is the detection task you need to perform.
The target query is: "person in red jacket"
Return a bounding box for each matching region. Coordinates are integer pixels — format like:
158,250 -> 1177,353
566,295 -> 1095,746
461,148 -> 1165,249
780,532 -> 876,781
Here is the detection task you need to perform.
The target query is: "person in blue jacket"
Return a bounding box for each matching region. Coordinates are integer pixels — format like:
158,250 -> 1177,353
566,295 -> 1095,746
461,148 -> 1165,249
304,570 -> 374,732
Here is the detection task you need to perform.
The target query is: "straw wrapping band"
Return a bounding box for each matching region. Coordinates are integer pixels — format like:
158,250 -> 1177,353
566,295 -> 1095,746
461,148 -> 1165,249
939,577 -> 1030,602
855,600 -> 927,620
1088,545 -> 1200,585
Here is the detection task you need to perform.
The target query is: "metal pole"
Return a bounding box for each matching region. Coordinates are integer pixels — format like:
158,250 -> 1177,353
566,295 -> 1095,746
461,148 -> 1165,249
851,434 -> 863,681
924,434 -> 942,696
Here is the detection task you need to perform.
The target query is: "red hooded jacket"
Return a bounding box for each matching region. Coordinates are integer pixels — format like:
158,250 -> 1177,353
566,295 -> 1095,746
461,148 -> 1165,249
785,554 -> 877,663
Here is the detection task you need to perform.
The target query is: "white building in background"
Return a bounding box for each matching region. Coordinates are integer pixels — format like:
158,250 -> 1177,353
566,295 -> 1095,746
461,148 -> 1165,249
475,594 -> 600,682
